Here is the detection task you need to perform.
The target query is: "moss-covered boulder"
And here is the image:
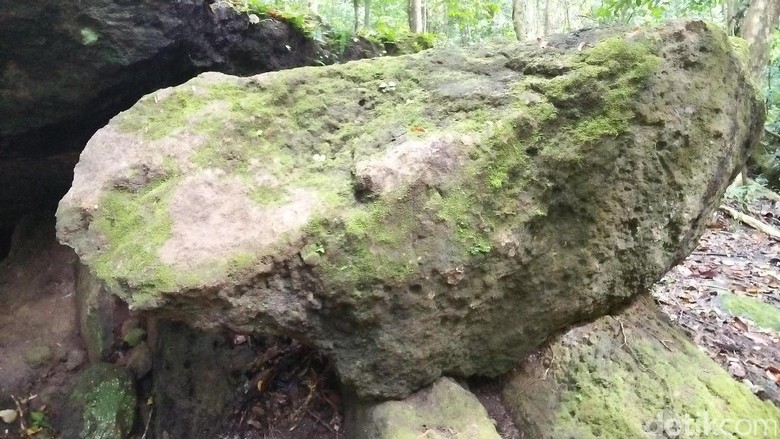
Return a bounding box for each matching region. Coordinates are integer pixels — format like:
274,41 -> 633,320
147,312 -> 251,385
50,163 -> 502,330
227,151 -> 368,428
57,20 -> 763,398
503,295 -> 780,438
350,377 -> 501,438
62,363 -> 136,439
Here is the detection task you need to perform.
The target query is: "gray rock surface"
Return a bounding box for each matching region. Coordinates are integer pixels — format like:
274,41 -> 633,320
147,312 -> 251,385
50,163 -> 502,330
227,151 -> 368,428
350,377 -> 501,438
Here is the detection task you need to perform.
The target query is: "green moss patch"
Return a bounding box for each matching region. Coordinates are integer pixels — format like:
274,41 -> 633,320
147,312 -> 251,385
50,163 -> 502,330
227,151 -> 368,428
69,364 -> 136,439
504,297 -> 780,439
91,177 -> 178,301
719,292 -> 780,332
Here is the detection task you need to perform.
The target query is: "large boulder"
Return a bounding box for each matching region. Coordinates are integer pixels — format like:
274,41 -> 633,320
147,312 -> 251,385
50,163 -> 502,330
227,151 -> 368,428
57,21 -> 763,399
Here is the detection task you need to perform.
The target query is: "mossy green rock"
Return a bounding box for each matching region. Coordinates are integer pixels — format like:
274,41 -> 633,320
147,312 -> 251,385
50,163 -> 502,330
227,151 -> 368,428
66,363 -> 136,439
503,295 -> 780,438
57,21 -> 763,398
350,377 -> 500,438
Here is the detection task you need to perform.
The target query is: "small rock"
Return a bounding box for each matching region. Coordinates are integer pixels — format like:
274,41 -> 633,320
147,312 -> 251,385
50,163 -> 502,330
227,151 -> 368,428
24,345 -> 52,369
126,342 -> 153,379
0,409 -> 17,424
63,364 -> 136,439
353,377 -> 500,438
65,349 -> 86,371
741,378 -> 763,394
123,328 -> 147,348
728,361 -> 746,378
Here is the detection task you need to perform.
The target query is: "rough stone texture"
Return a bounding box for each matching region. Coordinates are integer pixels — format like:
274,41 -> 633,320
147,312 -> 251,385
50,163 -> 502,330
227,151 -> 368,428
58,21 -> 763,398
349,377 -> 501,438
503,295 -> 780,438
0,0 -> 386,234
61,363 -> 136,439
76,263 -> 117,364
149,320 -> 257,439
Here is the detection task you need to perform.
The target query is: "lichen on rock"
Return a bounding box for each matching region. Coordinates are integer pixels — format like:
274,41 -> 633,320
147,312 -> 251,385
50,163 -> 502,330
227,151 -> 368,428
57,20 -> 764,398
503,295 -> 780,438
63,364 -> 136,439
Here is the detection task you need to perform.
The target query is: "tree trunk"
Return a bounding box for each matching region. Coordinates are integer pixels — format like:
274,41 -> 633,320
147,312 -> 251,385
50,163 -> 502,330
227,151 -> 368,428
733,0 -> 780,186
353,0 -> 360,33
422,1 -> 428,33
309,0 -> 320,14
364,0 -> 371,29
740,0 -> 780,83
512,0 -> 525,41
410,0 -> 423,33
543,0 -> 550,36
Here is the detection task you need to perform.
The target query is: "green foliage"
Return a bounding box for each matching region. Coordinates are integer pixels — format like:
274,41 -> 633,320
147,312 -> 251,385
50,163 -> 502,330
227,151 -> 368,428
227,0 -> 318,36
724,177 -> 768,208
591,0 -> 721,24
757,29 -> 780,189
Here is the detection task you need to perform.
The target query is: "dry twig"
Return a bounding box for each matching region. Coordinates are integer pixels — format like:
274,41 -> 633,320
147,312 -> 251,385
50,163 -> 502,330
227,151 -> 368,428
719,205 -> 780,240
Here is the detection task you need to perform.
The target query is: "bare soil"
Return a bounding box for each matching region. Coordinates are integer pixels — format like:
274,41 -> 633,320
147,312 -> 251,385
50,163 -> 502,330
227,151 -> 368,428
0,213 -> 85,439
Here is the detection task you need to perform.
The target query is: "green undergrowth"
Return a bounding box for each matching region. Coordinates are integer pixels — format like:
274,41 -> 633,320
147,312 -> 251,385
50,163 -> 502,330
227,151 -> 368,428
224,0 -> 433,60
227,0 -> 316,36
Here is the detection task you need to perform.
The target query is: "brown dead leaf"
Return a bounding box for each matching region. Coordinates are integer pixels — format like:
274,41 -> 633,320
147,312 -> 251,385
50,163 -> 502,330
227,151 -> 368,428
733,317 -> 749,332
697,269 -> 718,279
765,367 -> 780,384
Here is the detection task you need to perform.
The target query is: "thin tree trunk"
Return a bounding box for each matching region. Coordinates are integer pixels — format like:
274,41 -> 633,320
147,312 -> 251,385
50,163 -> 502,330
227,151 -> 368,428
733,0 -> 780,185
512,0 -> 525,41
543,0 -> 550,36
364,0 -> 371,29
740,0 -> 780,84
535,0 -> 542,37
353,0 -> 360,33
410,0 -> 423,33
422,1 -> 428,33
309,0 -> 319,14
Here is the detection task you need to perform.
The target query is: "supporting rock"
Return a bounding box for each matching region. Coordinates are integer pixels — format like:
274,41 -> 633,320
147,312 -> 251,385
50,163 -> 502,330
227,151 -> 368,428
503,295 -> 780,438
348,377 -> 501,438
